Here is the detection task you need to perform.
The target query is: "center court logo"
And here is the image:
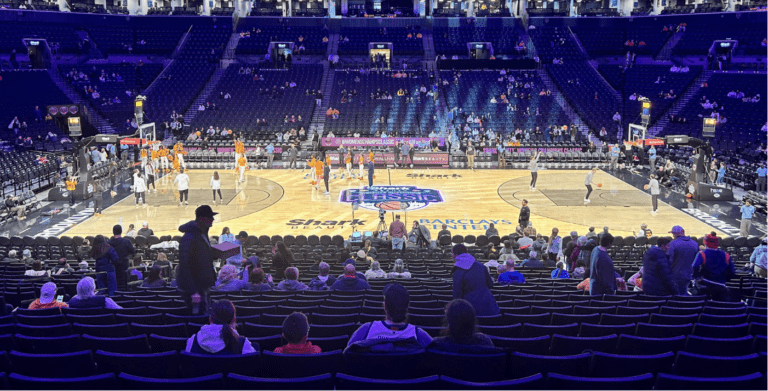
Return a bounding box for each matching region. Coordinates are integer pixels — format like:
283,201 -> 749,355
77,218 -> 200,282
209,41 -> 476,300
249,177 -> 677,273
339,185 -> 444,212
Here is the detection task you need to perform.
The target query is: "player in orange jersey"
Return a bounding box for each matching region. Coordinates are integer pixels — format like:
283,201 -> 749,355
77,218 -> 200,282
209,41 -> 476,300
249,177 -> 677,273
358,152 -> 365,180
345,152 -> 353,178
237,155 -> 248,182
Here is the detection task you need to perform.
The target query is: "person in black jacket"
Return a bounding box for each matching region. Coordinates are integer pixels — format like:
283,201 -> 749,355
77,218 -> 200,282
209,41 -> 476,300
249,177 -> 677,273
452,244 -> 499,316
272,241 -> 295,280
518,199 -> 530,231
642,237 -> 676,296
177,205 -> 218,315
108,225 -> 135,291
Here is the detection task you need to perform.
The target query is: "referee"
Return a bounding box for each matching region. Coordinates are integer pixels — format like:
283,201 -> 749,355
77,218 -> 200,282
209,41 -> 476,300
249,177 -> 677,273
584,167 -> 597,203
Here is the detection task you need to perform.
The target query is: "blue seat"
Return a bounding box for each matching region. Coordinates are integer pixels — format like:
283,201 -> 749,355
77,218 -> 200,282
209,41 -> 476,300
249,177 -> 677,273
600,313 -> 649,325
13,334 -> 81,354
439,373 -> 545,390
225,373 -> 333,390
590,352 -> 675,377
14,314 -> 68,326
487,335 -> 551,355
616,335 -> 686,355
179,351 -> 261,377
521,323 -> 579,338
343,350 -> 427,380
635,322 -> 692,338
242,322 -> 283,337
655,372 -> 764,390
424,349 -> 507,382
335,373 -> 440,390
82,334 -> 150,354
246,335 -> 282,352
118,373 -> 224,390
579,323 -> 635,337
95,350 -> 179,378
65,314 -> 116,325
692,323 -> 750,339
697,313 -> 748,326
15,323 -> 72,337
551,313 -> 600,325
307,336 -> 349,352
684,335 -> 755,356
260,350 -> 344,378
130,322 -> 189,337
750,322 -> 767,337
7,372 -> 116,390
546,372 -> 655,390
673,352 -> 762,377
307,323 -> 357,338
549,334 -> 617,355
147,334 -> 188,353
478,324 -> 522,338
73,323 -> 132,338
510,352 -> 591,377
649,313 -> 699,325
10,350 -> 95,378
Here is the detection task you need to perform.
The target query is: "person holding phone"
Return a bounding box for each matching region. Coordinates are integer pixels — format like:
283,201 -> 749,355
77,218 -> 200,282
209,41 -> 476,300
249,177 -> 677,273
28,282 -> 69,310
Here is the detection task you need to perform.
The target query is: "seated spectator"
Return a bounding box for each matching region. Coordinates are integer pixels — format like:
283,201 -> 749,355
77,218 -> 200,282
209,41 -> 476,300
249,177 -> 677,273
153,253 -> 172,276
137,222 -> 154,237
498,259 -> 525,285
307,262 -> 336,291
213,265 -> 251,292
387,259 -> 411,279
692,233 -> 735,301
427,299 -> 496,353
69,277 -> 122,309
141,265 -> 167,288
551,261 -> 570,279
628,267 -> 643,291
274,312 -> 322,354
130,256 -> 145,281
572,260 -> 587,279
485,223 -> 499,238
365,261 -> 387,279
52,258 -> 75,275
28,282 -> 68,310
331,264 -> 371,291
25,260 -> 49,277
248,267 -> 272,291
277,267 -> 309,291
519,251 -> 543,268
346,283 -> 432,351
185,299 -> 256,354
78,260 -> 91,272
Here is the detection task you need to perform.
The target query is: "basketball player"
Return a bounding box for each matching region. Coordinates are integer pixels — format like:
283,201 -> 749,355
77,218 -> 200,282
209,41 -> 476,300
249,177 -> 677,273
150,146 -> 159,174
140,146 -> 148,169
345,151 -> 353,179
323,160 -> 330,195
174,168 -> 190,206
174,142 -> 186,170
315,156 -> 324,190
158,146 -> 170,173
237,153 -> 248,182
529,151 -> 541,190
234,138 -> 245,166
308,155 -> 317,185
584,167 -> 597,203
145,160 -> 157,193
358,152 -> 365,180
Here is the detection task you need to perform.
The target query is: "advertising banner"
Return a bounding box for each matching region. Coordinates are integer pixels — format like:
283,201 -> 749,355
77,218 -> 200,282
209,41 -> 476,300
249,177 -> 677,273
327,152 -> 449,167
320,137 -> 445,148
481,147 -> 586,154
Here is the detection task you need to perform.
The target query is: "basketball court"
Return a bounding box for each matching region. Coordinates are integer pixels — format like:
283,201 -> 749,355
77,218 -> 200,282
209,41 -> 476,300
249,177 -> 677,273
60,168 -> 725,239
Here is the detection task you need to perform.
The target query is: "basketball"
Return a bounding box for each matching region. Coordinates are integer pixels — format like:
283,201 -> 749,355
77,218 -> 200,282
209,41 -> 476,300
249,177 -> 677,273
597,183 -> 603,188
644,184 -> 649,190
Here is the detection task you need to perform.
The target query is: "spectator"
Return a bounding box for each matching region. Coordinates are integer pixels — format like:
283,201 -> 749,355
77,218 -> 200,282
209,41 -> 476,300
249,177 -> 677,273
177,205 -> 219,315
272,242 -> 295,280
692,233 -> 735,301
520,251 -> 543,268
91,234 -> 119,296
485,223 -> 499,238
52,258 -> 75,275
307,262 -> 336,291
277,267 -> 308,291
274,312 -> 322,354
409,221 -> 431,248
498,259 -> 525,285
346,283 -> 433,351
551,261 -> 570,279
740,200 -> 755,237
21,249 -> 33,266
589,234 -> 616,296
388,214 -> 408,251
331,264 -> 371,291
141,265 -> 167,288
438,224 -> 452,240
137,222 -> 154,237
153,253 -> 172,275
365,261 -> 387,279
747,238 -> 767,278
427,299 -> 497,353
642,237 -> 675,296
628,267 -> 643,291
68,277 -> 122,309
667,225 -> 699,295
28,282 -> 68,310
25,260 -> 48,277
124,224 -> 137,238
248,267 -> 272,291
387,259 -> 411,279
185,299 -> 256,354
547,228 -> 562,261
108,224 -> 136,292
452,244 -> 499,316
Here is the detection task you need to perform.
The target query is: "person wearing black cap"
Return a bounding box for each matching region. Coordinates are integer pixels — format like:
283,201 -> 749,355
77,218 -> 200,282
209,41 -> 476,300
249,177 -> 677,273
177,205 -> 219,314
345,283 -> 432,351
451,244 -> 499,316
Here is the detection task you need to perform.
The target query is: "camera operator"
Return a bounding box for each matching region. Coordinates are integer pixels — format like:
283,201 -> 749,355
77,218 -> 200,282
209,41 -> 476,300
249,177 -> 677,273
5,194 -> 26,221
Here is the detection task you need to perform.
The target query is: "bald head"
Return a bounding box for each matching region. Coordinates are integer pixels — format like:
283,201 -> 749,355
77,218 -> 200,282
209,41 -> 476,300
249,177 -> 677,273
344,264 -> 356,276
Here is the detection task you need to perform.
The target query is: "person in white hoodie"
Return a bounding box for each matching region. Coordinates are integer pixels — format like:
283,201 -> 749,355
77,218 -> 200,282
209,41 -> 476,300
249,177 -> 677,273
134,171 -> 147,206
145,161 -> 156,193
185,300 -> 257,355
210,171 -> 222,204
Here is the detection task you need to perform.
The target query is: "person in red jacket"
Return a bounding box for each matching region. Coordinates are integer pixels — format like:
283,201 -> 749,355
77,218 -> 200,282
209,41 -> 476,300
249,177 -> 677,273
274,312 -> 321,354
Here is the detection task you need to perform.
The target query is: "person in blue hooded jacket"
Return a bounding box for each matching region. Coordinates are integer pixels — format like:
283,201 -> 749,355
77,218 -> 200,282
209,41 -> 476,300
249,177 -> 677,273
641,237 -> 676,296
451,244 -> 499,316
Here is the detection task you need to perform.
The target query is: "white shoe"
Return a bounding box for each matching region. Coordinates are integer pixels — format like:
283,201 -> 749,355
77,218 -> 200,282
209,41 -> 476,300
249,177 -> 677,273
185,201 -> 188,205
323,191 -> 330,195
179,202 -> 182,206
584,199 -> 590,203
531,187 -> 536,191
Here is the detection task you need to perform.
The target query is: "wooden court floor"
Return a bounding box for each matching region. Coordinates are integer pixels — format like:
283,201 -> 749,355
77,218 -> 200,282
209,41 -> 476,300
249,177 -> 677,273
64,168 -> 723,239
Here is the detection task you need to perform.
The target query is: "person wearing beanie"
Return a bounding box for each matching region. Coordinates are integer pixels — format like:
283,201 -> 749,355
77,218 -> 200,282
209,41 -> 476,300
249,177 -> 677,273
28,282 -> 68,310
642,237 -> 676,296
346,283 -> 433,350
274,312 -> 322,354
692,232 -> 735,301
451,244 -> 499,316
667,225 -> 699,295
